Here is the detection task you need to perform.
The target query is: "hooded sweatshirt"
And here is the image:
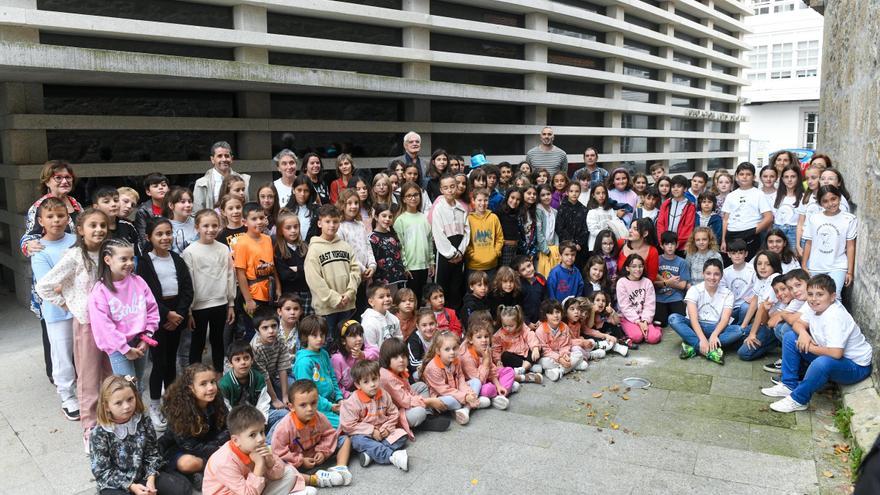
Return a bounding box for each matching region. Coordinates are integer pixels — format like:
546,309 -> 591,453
303,235 -> 361,316
616,277 -> 656,323
466,210 -> 504,270
458,292 -> 490,330
360,308 -> 403,349
88,274 -> 159,355
293,348 -> 343,427
547,264 -> 585,301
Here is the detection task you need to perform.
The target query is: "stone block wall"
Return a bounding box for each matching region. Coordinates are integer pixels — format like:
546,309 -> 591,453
817,0 -> 880,386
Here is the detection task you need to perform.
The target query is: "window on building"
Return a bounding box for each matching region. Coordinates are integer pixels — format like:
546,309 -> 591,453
670,118 -> 699,131
623,64 -> 658,80
623,38 -> 658,56
674,30 -> 700,46
804,112 -> 818,149
670,138 -> 696,152
713,44 -> 735,57
548,21 -> 604,42
752,1 -> 770,15
748,44 -> 768,70
672,74 -> 698,87
675,9 -> 701,23
770,71 -> 791,79
624,14 -> 659,32
796,69 -> 818,78
621,114 -> 656,129
671,95 -> 698,108
430,1 -> 524,27
621,87 -> 656,103
673,52 -> 699,66
771,43 -> 793,68
797,40 -> 819,67
548,50 -> 605,70
748,73 -> 767,80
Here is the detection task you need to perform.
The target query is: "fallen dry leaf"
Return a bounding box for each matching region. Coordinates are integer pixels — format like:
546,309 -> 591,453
833,444 -> 851,455
822,470 -> 834,478
471,479 -> 478,486
621,395 -> 630,401
592,392 -> 603,398
611,422 -> 620,430
609,384 -> 620,392
587,411 -> 596,418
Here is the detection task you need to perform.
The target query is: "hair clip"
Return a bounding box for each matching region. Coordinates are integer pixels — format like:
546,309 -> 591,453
123,375 -> 136,384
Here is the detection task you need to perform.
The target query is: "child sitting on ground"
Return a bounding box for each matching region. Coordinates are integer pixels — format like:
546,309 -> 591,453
424,284 -> 462,337
90,376 -> 191,495
459,270 -> 491,330
535,299 -> 587,381
761,275 -> 872,413
330,320 -> 379,398
250,309 -> 292,412
422,331 -> 490,425
340,361 -> 410,471
202,405 -> 302,495
219,340 -> 287,429
406,308 -> 436,380
392,289 -> 417,341
582,294 -> 630,354
277,294 -> 304,361
513,256 -> 547,329
547,242 -> 585,301
271,380 -> 352,487
360,285 -> 402,349
458,319 -> 519,410
293,316 -> 343,428
492,305 -> 543,383
379,338 -> 451,432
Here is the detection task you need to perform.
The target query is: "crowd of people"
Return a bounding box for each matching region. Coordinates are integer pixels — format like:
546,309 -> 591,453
20,128 -> 873,494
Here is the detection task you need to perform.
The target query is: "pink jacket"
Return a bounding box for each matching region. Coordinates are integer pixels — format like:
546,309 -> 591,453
534,321 -> 573,361
87,274 -> 159,355
457,343 -> 498,384
270,411 -> 339,468
339,389 -> 409,442
423,355 -> 470,404
616,277 -> 656,323
491,324 -> 540,364
203,441 -> 301,495
330,344 -> 379,398
379,367 -> 426,411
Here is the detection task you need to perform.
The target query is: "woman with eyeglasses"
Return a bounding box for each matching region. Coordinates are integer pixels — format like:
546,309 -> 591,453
20,160 -> 83,383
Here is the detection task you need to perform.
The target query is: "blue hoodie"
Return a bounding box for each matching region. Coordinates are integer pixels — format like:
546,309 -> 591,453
547,264 -> 584,301
293,348 -> 343,427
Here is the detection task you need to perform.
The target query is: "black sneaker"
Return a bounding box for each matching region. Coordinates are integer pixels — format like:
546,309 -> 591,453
762,359 -> 782,374
769,375 -> 782,385
62,407 -> 80,421
188,473 -> 203,491
622,338 -> 639,350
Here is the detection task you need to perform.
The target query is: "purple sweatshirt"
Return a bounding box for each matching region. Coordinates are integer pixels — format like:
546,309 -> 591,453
615,277 -> 656,323
88,274 -> 159,355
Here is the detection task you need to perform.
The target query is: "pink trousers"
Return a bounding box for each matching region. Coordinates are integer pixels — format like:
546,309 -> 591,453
479,367 -> 516,398
620,318 -> 662,344
73,320 -> 112,435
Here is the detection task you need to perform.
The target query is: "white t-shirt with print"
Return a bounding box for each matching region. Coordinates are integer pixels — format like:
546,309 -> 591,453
722,187 -> 772,232
800,301 -> 872,366
684,283 -> 734,322
796,194 -> 850,220
803,211 -> 859,272
773,195 -> 799,226
274,178 -> 293,208
781,258 -> 801,274
721,264 -> 757,308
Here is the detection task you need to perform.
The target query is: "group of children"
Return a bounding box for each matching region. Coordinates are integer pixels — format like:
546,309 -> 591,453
21,148 -> 872,493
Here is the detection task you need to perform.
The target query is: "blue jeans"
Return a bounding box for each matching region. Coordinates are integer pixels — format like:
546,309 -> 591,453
265,408 -> 291,445
732,305 -> 749,326
108,351 -> 147,391
668,314 -> 746,352
437,378 -> 481,410
350,435 -> 406,464
780,331 -> 872,404
774,224 -> 798,250
774,322 -> 793,342
737,324 -> 779,361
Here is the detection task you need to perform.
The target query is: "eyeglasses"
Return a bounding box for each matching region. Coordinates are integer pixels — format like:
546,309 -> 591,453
52,175 -> 73,184
404,193 -> 420,199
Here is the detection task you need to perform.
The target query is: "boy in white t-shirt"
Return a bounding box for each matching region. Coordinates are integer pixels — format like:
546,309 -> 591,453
668,258 -> 745,365
721,162 -> 773,259
720,238 -> 756,325
761,274 -> 873,412
738,275 -> 788,362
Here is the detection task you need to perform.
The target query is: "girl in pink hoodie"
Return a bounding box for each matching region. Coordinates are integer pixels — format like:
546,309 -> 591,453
615,254 -> 662,345
88,238 -> 159,388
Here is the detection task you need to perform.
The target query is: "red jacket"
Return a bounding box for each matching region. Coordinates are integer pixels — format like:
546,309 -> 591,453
656,198 -> 696,252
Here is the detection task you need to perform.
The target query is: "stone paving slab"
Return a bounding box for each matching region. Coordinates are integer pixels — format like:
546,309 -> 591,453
0,296 -> 857,494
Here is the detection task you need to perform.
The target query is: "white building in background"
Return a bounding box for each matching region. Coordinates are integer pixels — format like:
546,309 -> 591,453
740,0 -> 823,166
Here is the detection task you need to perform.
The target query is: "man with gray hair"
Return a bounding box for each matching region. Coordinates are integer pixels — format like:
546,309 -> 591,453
396,131 -> 427,177
273,149 -> 298,207
525,127 -> 568,175
193,141 -> 252,211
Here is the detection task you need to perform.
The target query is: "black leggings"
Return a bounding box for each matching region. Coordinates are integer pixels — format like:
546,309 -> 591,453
190,305 -> 227,372
100,471 -> 192,495
725,228 -> 760,265
654,300 -> 686,327
406,269 -> 429,304
435,235 -> 465,309
150,298 -> 184,400
500,351 -> 538,369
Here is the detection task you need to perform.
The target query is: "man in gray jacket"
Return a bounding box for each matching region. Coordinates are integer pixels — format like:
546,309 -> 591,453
193,141 -> 251,211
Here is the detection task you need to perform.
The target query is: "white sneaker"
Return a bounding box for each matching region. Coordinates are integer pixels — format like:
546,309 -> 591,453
477,396 -> 491,409
149,403 -> 167,430
576,360 -> 589,371
761,383 -> 792,398
596,340 -> 612,351
530,364 -> 543,374
511,381 -> 521,393
390,449 -> 408,471
313,470 -> 343,487
513,366 -> 526,375
455,408 -> 470,425
612,343 -> 629,356
770,396 -> 808,413
545,368 -> 562,382
589,349 -> 606,360
359,452 -> 372,467
329,466 -> 352,486
491,395 -> 510,410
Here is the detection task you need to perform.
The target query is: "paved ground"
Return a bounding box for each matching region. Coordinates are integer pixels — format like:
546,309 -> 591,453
0,291 -> 856,494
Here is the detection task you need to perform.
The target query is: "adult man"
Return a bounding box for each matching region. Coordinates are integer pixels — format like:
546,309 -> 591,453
525,127 -> 568,175
571,147 -> 608,189
272,148 -> 297,207
193,141 -> 251,211
396,131 -> 427,177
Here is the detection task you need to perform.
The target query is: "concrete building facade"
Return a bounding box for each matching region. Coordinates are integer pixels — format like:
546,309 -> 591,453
739,0 -> 822,165
0,0 -> 750,303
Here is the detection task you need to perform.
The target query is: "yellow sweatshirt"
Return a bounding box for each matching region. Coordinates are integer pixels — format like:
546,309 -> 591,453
466,210 -> 504,271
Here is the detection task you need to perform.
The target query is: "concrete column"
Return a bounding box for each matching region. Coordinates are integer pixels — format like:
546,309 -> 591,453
603,24 -> 624,162
233,5 -> 272,194
402,0 -> 431,156
523,13 -> 549,152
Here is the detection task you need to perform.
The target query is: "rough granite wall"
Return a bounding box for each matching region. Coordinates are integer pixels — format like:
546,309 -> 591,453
818,0 -> 880,386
